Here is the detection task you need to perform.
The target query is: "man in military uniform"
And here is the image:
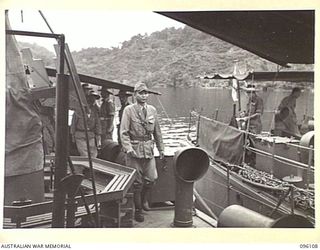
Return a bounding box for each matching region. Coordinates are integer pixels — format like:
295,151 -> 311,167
70,91 -> 101,157
120,82 -> 164,222
99,87 -> 115,146
239,84 -> 264,134
274,87 -> 301,138
116,90 -> 132,146
238,84 -> 264,167
81,83 -> 92,96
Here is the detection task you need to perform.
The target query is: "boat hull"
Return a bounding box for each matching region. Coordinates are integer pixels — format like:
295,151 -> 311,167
254,135 -> 314,189
194,161 -> 314,224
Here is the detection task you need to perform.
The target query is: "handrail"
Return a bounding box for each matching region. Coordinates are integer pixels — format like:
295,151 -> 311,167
247,146 -> 314,171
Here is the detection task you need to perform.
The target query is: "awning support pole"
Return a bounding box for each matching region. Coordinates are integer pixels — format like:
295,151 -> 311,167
52,34 -> 69,228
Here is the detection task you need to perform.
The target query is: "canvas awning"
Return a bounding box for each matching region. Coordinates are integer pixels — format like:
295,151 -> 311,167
157,11 -> 314,66
200,71 -> 314,82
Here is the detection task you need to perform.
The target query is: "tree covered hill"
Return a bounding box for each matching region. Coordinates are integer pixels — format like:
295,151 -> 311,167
18,25 -> 313,89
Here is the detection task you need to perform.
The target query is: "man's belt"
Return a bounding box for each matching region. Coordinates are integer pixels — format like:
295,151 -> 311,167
100,117 -> 113,121
77,128 -> 93,132
130,135 -> 152,141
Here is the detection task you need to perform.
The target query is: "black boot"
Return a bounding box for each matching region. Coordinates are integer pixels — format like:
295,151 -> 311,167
133,184 -> 144,222
142,188 -> 151,211
134,209 -> 144,222
142,181 -> 154,211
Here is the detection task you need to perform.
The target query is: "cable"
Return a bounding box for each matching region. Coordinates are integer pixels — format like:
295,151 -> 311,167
156,95 -> 173,126
242,73 -> 255,164
268,64 -> 281,133
38,10 -> 55,34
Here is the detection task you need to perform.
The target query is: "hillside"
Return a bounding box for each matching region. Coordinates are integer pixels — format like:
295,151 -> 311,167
18,25 -> 313,89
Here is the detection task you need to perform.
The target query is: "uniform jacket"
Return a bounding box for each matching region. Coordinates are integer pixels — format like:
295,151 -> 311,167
276,95 -> 300,136
100,98 -> 115,134
246,95 -> 264,134
120,103 -> 164,159
118,101 -> 130,125
100,98 -> 115,118
70,105 -> 101,139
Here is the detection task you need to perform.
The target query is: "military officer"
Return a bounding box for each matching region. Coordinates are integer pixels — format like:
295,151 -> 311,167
120,82 -> 164,222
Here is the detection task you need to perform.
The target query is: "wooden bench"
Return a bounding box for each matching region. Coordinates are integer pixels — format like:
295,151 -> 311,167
3,206 -> 96,228
3,156 -> 136,228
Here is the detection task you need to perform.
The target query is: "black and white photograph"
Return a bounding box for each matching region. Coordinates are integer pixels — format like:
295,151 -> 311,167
1,3 -> 318,247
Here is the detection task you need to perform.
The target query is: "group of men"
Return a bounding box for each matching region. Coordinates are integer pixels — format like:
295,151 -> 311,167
71,82 -> 164,223
70,84 -> 131,157
69,81 -> 303,224
239,85 -> 302,138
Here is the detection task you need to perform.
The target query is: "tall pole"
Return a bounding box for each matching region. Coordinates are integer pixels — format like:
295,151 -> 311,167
52,35 -> 69,227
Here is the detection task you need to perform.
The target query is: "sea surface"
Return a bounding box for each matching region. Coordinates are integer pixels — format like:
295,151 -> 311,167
111,86 -> 314,153
147,87 -> 314,132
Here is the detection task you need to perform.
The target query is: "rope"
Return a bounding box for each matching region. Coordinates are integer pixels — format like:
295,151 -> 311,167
267,65 -> 281,133
38,10 -> 100,227
204,170 -> 290,215
242,73 -> 254,164
38,10 -> 55,34
156,95 -> 173,126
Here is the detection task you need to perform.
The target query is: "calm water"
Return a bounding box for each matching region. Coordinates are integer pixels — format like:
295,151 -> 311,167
147,87 -> 314,132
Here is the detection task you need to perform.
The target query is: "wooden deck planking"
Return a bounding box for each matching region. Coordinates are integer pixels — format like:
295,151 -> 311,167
133,208 -> 214,228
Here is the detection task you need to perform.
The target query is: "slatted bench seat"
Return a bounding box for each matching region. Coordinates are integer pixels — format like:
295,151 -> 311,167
3,206 -> 96,228
4,156 -> 136,228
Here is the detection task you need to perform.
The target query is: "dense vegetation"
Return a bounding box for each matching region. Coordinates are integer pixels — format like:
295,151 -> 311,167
18,25 -> 313,89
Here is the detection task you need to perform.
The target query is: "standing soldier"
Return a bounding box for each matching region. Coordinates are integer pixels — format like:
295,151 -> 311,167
274,87 -> 302,138
116,90 -> 132,146
81,83 -> 92,96
239,84 -> 264,134
99,87 -> 115,146
238,84 -> 264,167
120,82 -> 164,222
70,91 -> 101,157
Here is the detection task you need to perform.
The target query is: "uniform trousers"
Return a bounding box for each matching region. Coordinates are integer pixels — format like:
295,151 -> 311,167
126,154 -> 158,186
75,137 -> 98,157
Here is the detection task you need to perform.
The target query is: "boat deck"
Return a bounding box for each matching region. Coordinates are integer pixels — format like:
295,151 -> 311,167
133,207 -> 216,228
3,206 -> 216,229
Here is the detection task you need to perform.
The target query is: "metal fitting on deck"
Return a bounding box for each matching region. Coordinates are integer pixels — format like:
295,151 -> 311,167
173,147 -> 209,227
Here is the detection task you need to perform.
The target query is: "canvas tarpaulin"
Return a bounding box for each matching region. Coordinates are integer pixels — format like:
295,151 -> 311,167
198,116 -> 244,165
5,12 -> 43,177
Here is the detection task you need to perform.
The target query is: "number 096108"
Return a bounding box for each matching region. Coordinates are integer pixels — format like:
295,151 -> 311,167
300,244 -> 318,248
